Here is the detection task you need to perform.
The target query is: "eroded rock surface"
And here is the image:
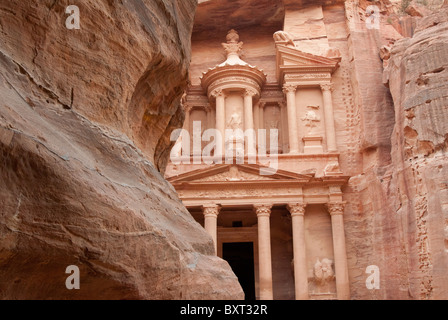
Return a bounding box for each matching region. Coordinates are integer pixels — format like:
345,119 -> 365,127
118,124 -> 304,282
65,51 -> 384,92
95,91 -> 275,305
0,0 -> 243,299
382,5 -> 448,299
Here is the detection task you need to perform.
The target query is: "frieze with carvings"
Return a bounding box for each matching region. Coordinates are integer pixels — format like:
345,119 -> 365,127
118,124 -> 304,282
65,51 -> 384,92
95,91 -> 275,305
285,73 -> 331,80
193,168 -> 278,182
177,187 -> 299,199
209,76 -> 261,90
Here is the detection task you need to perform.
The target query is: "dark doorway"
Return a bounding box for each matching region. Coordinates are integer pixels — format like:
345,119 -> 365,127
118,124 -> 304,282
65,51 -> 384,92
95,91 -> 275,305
222,242 -> 256,300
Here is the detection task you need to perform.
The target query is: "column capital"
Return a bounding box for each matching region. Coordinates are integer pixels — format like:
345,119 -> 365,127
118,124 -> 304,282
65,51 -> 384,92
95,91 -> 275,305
244,88 -> 258,97
254,204 -> 273,217
326,201 -> 346,216
202,204 -> 221,217
203,104 -> 212,113
183,103 -> 193,113
320,83 -> 334,92
283,84 -> 297,94
278,100 -> 287,109
211,89 -> 225,99
287,202 -> 307,217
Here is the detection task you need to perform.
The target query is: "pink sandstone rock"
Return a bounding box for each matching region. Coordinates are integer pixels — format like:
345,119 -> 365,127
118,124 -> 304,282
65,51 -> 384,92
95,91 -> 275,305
383,5 -> 448,299
0,0 -> 243,300
405,1 -> 433,17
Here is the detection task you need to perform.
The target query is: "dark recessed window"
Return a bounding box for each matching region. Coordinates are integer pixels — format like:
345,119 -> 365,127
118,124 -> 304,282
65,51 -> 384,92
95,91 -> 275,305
232,221 -> 243,228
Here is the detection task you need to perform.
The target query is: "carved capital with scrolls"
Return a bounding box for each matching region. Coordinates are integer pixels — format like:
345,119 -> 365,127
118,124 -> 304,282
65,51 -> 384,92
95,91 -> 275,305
326,201 -> 346,216
320,83 -> 334,92
287,202 -> 307,217
244,88 -> 258,97
254,204 -> 273,217
210,89 -> 224,99
183,103 -> 193,113
283,84 -> 297,94
203,104 -> 212,114
278,100 -> 287,109
202,204 -> 221,218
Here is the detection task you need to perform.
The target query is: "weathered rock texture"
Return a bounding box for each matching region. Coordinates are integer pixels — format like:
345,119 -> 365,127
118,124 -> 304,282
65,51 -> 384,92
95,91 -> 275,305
0,0 -> 243,299
343,0 -> 448,299
382,5 -> 448,299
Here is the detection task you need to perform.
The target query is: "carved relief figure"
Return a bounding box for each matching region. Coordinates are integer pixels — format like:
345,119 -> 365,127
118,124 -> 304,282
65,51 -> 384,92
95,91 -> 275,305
302,105 -> 321,134
227,112 -> 242,130
314,258 -> 335,293
227,166 -> 242,181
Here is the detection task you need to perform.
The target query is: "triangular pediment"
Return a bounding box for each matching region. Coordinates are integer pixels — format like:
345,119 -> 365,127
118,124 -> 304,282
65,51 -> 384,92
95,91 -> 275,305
167,164 -> 313,184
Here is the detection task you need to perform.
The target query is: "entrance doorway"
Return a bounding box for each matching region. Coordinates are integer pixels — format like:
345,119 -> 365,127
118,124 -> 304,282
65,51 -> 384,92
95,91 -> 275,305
222,242 -> 256,300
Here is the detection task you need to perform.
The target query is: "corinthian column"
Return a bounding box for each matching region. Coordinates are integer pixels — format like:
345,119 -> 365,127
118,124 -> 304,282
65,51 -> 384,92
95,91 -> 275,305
212,89 -> 226,156
326,201 -> 350,300
202,204 -> 221,255
320,83 -> 337,152
254,204 -> 274,300
283,84 -> 299,153
287,202 -> 309,300
244,89 -> 257,156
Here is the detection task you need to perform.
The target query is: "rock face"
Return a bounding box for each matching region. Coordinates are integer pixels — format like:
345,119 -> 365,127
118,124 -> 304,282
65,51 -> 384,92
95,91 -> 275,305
340,1 -> 448,300
383,5 -> 448,299
0,0 -> 243,299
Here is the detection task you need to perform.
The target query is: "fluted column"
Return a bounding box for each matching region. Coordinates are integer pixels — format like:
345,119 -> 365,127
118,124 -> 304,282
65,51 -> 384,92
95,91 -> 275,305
202,204 -> 221,255
283,84 -> 299,153
212,89 -> 226,156
326,201 -> 350,300
287,203 -> 309,300
254,204 -> 274,300
320,83 -> 337,152
244,89 -> 257,156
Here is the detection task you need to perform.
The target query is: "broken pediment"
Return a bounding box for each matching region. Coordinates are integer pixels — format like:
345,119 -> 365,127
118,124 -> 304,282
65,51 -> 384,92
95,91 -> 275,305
275,44 -> 339,83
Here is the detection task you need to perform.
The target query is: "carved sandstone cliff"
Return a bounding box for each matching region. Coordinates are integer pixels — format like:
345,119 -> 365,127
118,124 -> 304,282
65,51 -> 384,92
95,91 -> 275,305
382,5 -> 448,299
0,0 -> 243,299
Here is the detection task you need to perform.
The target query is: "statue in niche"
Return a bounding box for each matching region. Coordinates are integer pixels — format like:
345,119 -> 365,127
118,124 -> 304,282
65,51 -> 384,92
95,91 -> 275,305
302,105 -> 321,134
314,258 -> 335,293
227,112 -> 242,130
268,107 -> 280,128
226,112 -> 244,155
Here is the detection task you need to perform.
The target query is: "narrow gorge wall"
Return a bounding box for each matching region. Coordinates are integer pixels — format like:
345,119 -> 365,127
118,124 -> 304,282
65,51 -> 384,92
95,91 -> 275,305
345,0 -> 448,299
0,0 -> 243,299
383,5 -> 448,299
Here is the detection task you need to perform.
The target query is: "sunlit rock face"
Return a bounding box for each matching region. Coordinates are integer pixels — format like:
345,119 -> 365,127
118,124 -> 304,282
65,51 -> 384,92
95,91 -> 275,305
0,0 -> 243,300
